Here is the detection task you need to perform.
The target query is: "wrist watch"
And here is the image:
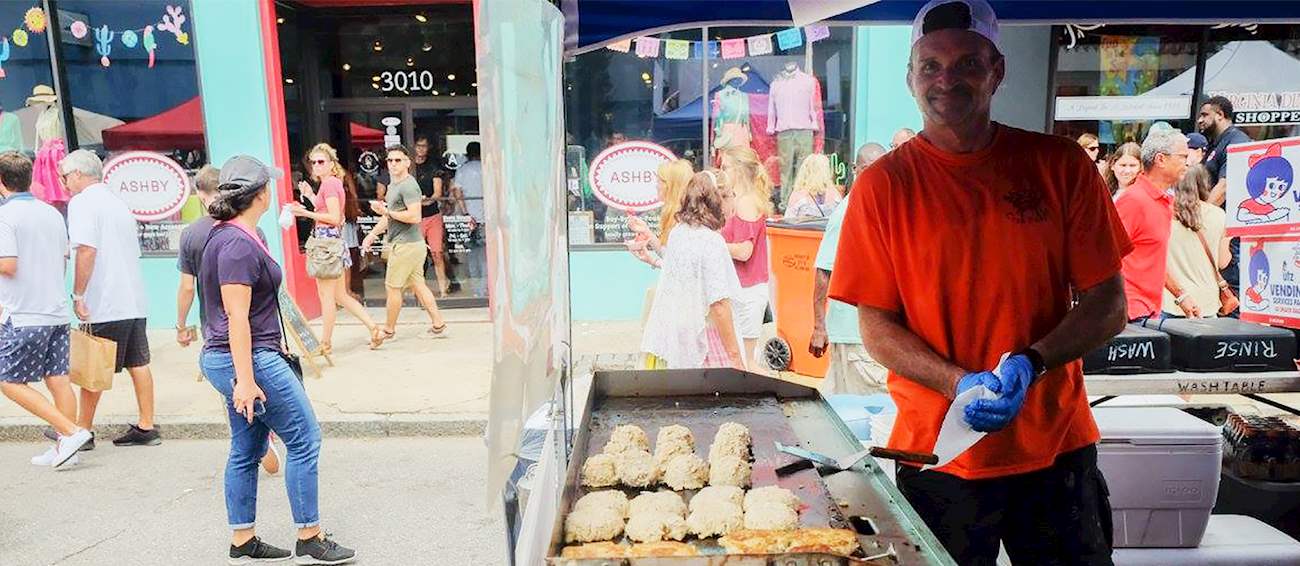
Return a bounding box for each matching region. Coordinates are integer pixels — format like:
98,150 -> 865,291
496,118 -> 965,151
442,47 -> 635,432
1017,347 -> 1048,378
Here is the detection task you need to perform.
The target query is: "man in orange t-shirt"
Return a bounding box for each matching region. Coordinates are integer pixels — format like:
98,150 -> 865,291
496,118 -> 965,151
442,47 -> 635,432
829,1 -> 1131,564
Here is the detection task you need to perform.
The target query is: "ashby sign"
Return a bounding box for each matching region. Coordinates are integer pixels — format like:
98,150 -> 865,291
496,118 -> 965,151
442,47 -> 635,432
587,141 -> 675,213
103,151 -> 192,222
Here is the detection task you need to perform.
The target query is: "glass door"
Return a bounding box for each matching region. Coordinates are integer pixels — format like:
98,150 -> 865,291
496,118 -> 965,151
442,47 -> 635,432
318,100 -> 484,308
412,104 -> 485,305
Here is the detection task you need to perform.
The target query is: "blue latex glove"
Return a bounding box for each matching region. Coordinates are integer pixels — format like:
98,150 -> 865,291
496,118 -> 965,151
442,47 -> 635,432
965,354 -> 1036,432
955,371 -> 1002,431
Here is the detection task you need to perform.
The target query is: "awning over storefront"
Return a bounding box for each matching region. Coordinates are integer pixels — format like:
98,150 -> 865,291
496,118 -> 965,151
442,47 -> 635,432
102,97 -> 205,151
562,0 -> 1300,53
102,95 -> 387,152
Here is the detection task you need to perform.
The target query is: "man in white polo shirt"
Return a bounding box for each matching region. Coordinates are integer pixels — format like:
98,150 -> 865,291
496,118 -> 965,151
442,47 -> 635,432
0,151 -> 93,468
62,149 -> 161,448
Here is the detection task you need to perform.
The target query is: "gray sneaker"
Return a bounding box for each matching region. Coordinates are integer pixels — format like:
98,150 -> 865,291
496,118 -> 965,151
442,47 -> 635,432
229,536 -> 291,564
293,534 -> 355,565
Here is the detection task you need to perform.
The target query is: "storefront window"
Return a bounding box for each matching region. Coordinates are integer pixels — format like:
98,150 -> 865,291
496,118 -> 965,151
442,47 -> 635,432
1201,25 -> 1300,141
0,2 -> 63,185
1053,25 -> 1201,146
55,0 -> 205,255
565,25 -> 854,246
311,7 -> 475,101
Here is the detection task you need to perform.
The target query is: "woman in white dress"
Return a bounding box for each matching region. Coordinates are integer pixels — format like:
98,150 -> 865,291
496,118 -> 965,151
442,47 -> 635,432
641,171 -> 746,370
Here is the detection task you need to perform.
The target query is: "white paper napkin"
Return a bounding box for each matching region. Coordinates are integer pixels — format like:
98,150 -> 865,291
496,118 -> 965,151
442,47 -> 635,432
924,353 -> 1009,470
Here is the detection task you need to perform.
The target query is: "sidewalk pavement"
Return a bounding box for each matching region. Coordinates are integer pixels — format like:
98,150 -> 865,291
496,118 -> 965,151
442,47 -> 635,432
0,308 -> 496,441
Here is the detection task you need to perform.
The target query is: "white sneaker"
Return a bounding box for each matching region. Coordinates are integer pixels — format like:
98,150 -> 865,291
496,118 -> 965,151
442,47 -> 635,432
54,429 -> 92,468
31,445 -> 57,466
31,445 -> 79,467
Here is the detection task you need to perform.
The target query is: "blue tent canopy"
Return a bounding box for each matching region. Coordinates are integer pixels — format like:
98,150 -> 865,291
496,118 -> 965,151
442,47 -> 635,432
562,0 -> 1300,53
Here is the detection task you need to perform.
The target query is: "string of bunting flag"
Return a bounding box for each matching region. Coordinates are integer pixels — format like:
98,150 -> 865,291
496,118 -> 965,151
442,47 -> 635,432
606,23 -> 832,60
0,4 -> 190,78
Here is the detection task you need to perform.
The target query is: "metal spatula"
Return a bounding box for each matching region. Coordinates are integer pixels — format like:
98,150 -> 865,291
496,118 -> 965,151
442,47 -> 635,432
775,441 -> 938,471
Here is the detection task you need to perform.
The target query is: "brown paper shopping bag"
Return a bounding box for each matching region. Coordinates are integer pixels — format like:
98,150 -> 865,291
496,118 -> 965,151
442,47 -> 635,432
70,327 -> 116,391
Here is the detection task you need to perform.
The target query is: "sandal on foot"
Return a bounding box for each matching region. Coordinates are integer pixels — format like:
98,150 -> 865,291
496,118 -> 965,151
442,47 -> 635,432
427,324 -> 448,338
368,327 -> 386,350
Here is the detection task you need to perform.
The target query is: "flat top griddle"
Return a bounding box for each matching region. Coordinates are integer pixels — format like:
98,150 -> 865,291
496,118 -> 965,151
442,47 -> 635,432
548,368 -> 956,565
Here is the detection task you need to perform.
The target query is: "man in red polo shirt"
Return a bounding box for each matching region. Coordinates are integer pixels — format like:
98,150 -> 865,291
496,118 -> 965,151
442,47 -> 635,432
829,0 -> 1131,563
1114,128 -> 1192,320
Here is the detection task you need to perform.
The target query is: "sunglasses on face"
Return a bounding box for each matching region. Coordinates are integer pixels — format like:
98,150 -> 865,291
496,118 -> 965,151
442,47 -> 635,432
311,159 -> 330,165
387,157 -> 408,163
1086,146 -> 1100,152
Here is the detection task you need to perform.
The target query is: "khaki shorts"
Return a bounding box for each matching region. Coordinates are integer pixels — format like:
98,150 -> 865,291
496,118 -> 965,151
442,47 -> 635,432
384,241 -> 427,289
820,343 -> 888,396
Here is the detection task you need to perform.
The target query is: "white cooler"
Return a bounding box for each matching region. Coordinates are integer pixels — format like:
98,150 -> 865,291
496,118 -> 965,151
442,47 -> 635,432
1094,407 -> 1222,548
1113,514 -> 1300,565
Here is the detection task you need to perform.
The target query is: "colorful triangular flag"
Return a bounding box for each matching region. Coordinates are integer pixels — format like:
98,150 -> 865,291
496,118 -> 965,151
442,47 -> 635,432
747,34 -> 773,56
606,39 -> 631,53
665,39 -> 689,60
635,36 -> 661,58
721,38 -> 745,59
776,28 -> 803,51
806,24 -> 831,43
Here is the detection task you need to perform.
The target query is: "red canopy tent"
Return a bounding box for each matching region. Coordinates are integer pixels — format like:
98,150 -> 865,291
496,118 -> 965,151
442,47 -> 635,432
102,97 -> 206,151
103,96 -> 385,151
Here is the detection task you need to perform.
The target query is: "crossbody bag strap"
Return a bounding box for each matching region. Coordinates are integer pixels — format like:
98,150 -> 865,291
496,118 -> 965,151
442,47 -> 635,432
1193,229 -> 1228,288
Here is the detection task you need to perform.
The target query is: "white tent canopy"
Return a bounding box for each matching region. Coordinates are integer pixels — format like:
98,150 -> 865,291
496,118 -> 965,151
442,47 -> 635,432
1144,40 -> 1300,97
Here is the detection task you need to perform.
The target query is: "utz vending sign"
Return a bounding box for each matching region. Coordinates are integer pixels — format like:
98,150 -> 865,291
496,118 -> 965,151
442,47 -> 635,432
1239,236 -> 1300,328
1226,137 -> 1300,237
587,141 -> 675,213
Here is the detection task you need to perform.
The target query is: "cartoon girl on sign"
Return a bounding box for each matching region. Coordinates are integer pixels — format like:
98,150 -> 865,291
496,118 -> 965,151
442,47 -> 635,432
1245,247 -> 1271,311
1237,144 -> 1294,225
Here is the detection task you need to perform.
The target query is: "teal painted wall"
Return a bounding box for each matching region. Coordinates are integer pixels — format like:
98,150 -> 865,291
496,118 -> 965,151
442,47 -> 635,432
139,0 -> 283,328
569,249 -> 659,321
853,26 -> 923,151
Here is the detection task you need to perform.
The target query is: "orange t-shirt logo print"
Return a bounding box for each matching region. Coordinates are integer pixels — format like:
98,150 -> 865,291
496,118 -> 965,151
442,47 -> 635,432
1002,185 -> 1047,224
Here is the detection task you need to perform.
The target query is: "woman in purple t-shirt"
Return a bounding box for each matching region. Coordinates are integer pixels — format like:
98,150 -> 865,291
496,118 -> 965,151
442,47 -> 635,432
197,155 -> 356,564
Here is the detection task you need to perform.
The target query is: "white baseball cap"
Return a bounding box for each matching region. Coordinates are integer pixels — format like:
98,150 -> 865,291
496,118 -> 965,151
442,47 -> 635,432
911,0 -> 1000,50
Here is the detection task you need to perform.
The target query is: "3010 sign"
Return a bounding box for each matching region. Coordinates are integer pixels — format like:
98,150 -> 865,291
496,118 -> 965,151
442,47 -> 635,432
378,70 -> 436,94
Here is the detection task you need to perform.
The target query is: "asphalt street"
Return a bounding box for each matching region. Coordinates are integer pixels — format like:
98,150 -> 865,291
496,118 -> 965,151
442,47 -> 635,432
0,437 -> 506,566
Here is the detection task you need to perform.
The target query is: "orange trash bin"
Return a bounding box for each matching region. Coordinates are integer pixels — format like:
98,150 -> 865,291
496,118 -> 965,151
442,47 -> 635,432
763,219 -> 830,378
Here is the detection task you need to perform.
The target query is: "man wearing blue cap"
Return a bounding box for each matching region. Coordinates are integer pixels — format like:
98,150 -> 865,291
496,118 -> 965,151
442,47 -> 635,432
830,0 -> 1126,563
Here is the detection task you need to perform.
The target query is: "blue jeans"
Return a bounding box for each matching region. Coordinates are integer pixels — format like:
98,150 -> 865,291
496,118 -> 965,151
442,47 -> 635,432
201,348 -> 322,530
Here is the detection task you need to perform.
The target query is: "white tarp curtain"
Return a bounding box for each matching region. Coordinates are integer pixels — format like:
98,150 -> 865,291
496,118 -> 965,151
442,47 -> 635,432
474,0 -> 570,513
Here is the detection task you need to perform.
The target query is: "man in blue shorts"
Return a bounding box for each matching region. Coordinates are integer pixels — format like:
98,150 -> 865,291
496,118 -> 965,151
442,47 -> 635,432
0,151 -> 92,468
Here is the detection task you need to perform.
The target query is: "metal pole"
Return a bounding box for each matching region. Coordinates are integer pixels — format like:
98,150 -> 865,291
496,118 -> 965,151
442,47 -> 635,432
43,0 -> 80,150
701,26 -> 709,169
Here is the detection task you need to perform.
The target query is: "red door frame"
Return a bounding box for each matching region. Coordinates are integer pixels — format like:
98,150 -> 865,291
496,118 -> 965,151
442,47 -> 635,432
257,0 -> 320,319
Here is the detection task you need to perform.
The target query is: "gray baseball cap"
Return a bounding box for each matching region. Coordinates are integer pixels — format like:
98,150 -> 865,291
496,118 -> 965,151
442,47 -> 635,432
218,155 -> 283,191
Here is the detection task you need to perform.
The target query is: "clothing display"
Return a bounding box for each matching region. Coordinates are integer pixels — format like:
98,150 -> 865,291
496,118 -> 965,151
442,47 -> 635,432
0,111 -> 21,153
777,130 -> 814,203
32,139 -> 69,205
712,86 -> 751,152
766,69 -> 820,134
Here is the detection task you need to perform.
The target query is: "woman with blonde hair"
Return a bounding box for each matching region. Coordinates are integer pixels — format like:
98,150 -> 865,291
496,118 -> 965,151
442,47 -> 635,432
785,153 -> 842,218
291,143 -> 384,352
627,158 -> 693,267
641,171 -> 745,369
1106,142 -> 1142,198
720,146 -> 773,369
